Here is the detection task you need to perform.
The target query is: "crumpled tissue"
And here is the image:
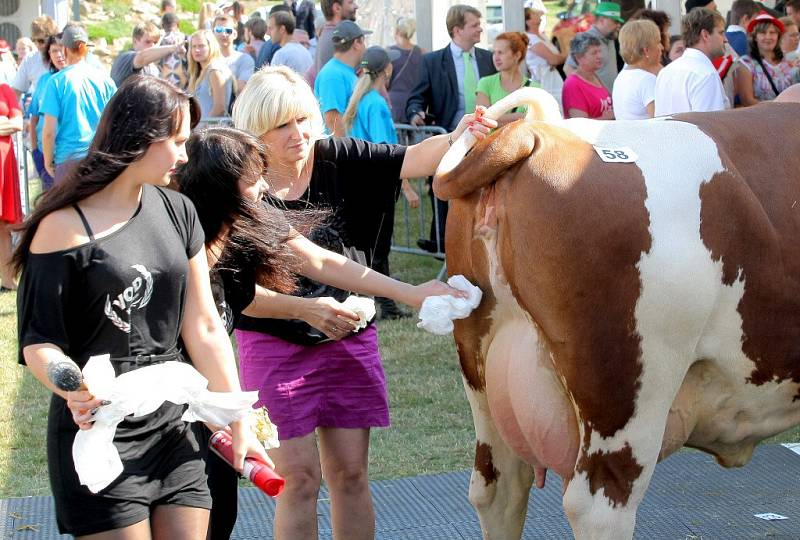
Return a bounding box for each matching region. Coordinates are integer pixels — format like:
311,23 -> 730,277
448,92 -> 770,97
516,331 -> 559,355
342,296 -> 376,330
74,354 -> 259,493
417,275 -> 483,335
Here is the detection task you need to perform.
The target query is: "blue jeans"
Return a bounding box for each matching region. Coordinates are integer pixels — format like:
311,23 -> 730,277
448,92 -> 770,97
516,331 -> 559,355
31,148 -> 54,191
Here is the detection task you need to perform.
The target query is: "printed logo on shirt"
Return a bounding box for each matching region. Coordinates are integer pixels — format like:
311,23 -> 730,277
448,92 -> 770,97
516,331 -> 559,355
104,265 -> 154,333
218,300 -> 233,334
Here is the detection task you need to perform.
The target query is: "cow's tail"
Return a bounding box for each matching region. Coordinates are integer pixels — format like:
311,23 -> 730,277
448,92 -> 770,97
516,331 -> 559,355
433,88 -> 560,200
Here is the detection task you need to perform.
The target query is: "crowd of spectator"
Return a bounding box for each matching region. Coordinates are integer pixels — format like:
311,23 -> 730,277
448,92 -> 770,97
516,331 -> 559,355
3,3 -> 799,540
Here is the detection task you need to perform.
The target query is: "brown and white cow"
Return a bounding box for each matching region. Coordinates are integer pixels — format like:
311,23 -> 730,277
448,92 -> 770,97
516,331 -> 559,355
433,88 -> 800,539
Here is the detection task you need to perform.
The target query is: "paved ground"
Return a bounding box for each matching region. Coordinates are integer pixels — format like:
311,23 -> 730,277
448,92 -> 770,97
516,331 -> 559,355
4,444 -> 800,539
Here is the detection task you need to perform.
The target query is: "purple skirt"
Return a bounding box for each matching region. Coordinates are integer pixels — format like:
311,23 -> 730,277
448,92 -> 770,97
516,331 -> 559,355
235,324 -> 390,440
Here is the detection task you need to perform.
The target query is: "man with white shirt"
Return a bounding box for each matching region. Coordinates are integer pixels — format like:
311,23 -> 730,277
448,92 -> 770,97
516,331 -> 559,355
654,8 -> 728,115
269,10 -> 313,75
213,14 -> 254,94
725,0 -> 759,56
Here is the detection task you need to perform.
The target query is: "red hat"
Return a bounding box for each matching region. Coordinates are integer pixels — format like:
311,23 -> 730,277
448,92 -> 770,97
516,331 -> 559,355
747,11 -> 785,34
0,39 -> 9,53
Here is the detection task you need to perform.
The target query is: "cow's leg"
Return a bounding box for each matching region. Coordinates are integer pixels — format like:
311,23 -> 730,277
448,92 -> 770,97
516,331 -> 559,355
462,378 -> 535,540
561,443 -> 644,540
561,349 -> 689,540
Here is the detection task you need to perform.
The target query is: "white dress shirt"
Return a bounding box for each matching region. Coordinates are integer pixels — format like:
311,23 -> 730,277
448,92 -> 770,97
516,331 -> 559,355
654,47 -> 728,116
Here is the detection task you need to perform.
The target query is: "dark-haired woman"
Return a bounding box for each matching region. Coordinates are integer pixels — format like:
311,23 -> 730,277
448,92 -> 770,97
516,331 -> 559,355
176,125 -> 465,539
28,35 -> 66,192
14,76 -> 268,539
734,12 -> 800,106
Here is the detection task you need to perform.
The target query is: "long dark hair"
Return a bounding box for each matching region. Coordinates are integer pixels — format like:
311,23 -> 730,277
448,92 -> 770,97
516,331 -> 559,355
174,126 -> 309,294
12,76 -> 200,272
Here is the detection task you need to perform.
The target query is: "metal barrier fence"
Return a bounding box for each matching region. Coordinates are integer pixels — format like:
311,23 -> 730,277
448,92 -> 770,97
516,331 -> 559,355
391,124 -> 448,273
15,131 -> 32,216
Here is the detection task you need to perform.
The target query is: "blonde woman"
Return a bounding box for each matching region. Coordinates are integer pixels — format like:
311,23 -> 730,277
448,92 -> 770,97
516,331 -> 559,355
230,66 -> 494,539
613,20 -> 663,119
388,17 -> 424,123
187,29 -> 233,120
15,37 -> 35,65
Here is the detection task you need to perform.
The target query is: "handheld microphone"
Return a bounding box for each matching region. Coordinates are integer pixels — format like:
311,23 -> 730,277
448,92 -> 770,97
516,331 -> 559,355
47,357 -> 85,392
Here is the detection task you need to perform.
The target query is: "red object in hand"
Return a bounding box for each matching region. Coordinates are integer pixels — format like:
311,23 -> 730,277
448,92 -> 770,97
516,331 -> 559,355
209,430 -> 285,497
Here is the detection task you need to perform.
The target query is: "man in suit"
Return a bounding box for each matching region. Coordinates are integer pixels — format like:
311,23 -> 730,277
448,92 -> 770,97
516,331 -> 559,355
406,4 -> 496,254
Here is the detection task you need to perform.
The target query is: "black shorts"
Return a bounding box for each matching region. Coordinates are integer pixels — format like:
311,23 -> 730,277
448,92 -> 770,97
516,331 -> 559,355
48,398 -> 212,537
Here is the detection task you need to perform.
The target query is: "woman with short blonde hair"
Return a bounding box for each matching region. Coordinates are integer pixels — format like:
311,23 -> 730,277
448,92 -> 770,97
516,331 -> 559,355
187,29 -> 233,119
613,19 -> 663,119
230,66 -> 323,142
231,65 -> 494,539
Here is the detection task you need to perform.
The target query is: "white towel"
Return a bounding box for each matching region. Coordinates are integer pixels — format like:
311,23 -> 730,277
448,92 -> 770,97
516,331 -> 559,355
74,355 -> 259,493
417,275 -> 483,335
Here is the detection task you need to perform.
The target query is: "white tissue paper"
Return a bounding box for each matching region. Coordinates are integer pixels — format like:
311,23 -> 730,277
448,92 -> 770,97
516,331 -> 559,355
342,296 -> 376,330
74,354 -> 259,493
417,275 -> 483,335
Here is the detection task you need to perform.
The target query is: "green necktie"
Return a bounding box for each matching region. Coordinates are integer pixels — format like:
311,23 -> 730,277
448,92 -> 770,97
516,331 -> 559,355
462,51 -> 477,114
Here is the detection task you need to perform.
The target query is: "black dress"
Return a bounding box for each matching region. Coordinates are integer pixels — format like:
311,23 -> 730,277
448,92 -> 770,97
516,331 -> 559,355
17,185 -> 210,536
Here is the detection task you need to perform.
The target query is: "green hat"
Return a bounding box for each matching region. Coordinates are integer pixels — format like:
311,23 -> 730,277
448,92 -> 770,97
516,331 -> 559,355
594,1 -> 624,23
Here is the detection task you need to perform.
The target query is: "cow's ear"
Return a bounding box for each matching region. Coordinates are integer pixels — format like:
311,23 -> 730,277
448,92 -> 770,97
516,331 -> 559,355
433,121 -> 539,200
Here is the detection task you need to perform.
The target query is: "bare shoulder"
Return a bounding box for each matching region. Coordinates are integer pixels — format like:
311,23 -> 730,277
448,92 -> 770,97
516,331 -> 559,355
29,207 -> 90,254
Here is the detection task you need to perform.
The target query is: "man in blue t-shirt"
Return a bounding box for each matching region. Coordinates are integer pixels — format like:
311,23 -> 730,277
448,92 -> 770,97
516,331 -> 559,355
314,20 -> 370,136
41,24 -> 117,184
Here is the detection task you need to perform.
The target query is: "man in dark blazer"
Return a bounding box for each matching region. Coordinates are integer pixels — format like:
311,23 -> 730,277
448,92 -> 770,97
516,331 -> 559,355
406,4 -> 496,254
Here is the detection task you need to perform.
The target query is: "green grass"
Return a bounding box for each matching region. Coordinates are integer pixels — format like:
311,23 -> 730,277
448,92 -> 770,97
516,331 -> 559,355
87,19 -> 134,44
179,19 -> 197,37
86,0 -> 137,43
177,0 -> 202,14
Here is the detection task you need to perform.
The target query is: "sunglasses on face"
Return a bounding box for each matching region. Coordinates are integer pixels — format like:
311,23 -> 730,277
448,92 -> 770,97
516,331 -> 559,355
214,26 -> 234,35
35,38 -> 46,44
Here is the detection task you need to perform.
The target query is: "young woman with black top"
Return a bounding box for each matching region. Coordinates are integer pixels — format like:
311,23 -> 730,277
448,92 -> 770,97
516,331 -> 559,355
175,126 -> 468,539
13,76 -> 268,539
228,66 -> 495,540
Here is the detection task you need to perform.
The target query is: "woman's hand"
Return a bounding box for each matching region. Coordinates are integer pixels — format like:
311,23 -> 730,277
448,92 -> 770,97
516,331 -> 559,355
66,390 -> 106,430
451,106 -> 497,142
402,179 -> 420,208
299,297 -> 361,341
229,418 -> 274,472
405,279 -> 469,309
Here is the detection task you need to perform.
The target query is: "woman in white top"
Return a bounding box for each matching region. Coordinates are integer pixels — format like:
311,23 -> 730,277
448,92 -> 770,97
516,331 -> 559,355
188,29 -> 233,119
524,6 -> 567,106
613,20 -> 663,119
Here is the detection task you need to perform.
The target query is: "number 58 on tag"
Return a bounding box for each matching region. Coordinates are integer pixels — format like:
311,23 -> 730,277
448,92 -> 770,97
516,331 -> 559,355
593,146 -> 638,163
